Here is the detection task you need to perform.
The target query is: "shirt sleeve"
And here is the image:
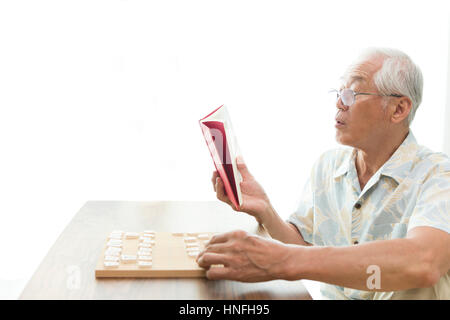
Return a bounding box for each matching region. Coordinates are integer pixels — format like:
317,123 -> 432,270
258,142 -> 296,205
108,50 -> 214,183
408,171 -> 450,234
287,176 -> 315,245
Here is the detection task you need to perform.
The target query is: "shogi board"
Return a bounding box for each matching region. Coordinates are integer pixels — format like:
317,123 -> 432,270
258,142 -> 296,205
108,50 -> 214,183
95,231 -> 217,278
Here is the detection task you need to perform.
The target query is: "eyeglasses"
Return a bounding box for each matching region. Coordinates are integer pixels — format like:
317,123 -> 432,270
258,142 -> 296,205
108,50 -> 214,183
329,88 -> 402,107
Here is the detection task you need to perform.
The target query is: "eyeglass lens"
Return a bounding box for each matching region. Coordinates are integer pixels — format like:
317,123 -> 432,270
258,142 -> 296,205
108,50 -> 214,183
340,89 -> 354,106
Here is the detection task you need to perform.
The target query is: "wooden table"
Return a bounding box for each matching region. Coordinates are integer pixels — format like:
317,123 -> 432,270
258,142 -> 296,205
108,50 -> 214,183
20,201 -> 312,300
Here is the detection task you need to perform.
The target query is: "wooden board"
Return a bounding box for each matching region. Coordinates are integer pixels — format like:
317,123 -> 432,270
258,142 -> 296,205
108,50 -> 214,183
95,231 -> 218,278
21,201 -> 311,299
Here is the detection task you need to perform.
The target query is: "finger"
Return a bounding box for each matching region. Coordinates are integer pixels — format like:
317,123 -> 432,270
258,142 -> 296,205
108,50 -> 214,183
208,231 -> 235,245
206,266 -> 233,280
203,242 -> 230,254
196,249 -> 205,263
215,177 -> 232,205
211,171 -> 218,191
197,252 -> 229,268
235,156 -> 253,180
196,243 -> 228,263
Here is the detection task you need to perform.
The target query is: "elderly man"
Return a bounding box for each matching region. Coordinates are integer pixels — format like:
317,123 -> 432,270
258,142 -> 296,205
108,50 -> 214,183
197,47 -> 450,299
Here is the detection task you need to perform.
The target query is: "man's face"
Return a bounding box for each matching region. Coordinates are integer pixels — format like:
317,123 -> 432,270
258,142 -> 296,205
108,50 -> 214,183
335,57 -> 391,149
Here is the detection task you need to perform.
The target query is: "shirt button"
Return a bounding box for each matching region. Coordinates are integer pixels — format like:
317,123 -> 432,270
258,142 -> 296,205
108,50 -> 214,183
354,202 -> 362,209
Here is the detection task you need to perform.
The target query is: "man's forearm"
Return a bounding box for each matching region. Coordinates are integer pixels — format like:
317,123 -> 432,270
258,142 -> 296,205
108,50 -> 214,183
261,205 -> 311,246
281,238 -> 438,291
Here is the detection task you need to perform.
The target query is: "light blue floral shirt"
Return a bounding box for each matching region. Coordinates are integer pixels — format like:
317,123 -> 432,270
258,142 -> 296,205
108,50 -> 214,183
288,131 -> 450,299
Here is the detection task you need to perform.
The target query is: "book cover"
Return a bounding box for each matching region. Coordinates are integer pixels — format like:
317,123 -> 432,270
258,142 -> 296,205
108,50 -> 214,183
199,105 -> 243,210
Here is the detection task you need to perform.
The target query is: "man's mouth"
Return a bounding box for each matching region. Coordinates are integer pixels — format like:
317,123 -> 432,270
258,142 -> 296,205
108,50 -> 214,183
335,119 -> 346,127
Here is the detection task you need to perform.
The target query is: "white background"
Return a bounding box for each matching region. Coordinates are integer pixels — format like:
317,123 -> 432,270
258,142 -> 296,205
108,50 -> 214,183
0,0 -> 449,299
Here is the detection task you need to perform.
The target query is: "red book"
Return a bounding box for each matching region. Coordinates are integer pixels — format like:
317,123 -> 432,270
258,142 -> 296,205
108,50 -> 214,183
199,105 -> 243,210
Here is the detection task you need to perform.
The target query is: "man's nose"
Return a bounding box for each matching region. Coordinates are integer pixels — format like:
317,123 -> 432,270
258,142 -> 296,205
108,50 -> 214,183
336,97 -> 349,111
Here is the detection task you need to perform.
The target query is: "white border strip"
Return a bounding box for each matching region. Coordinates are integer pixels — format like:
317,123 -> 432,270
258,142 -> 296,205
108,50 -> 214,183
444,17 -> 450,156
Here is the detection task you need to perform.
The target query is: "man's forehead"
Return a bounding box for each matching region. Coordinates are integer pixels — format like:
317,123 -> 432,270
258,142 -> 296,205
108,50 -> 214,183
340,58 -> 383,87
340,73 -> 369,87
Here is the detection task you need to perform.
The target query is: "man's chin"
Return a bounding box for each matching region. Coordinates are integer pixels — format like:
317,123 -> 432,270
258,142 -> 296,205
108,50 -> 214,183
335,131 -> 353,147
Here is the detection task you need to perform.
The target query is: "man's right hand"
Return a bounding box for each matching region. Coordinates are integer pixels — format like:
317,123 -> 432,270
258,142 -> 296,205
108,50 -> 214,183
212,157 -> 272,225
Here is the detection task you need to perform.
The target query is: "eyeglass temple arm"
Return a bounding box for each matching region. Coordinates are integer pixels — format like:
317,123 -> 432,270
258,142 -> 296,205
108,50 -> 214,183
328,89 -> 402,98
356,92 -> 403,98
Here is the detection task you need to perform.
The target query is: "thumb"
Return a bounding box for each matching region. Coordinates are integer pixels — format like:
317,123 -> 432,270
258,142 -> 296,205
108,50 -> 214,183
236,156 -> 252,180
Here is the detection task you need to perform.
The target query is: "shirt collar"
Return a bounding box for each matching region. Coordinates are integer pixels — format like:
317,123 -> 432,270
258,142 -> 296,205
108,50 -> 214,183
333,149 -> 355,179
333,131 -> 419,184
379,131 -> 418,184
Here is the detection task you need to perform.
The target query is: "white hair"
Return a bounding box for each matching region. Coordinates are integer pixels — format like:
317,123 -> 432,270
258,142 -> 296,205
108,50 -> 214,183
349,47 -> 424,125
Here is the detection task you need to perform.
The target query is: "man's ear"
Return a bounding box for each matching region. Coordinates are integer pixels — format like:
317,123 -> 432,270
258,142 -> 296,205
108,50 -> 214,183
391,97 -> 412,124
